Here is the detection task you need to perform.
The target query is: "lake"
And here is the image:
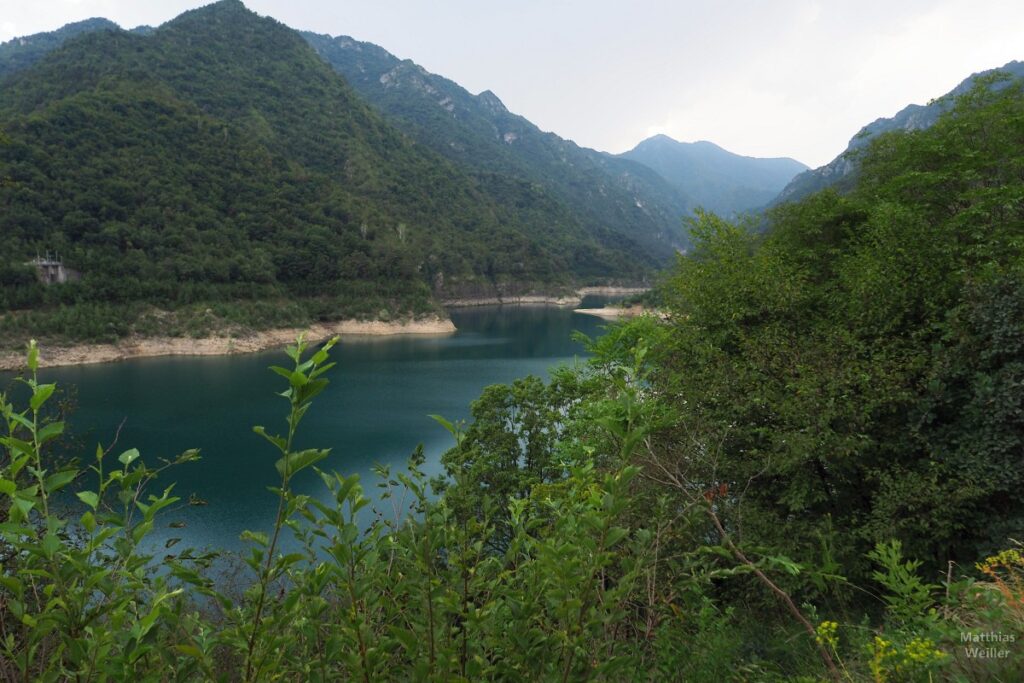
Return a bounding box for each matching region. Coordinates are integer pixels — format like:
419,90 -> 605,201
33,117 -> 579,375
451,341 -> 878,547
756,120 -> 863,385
19,302 -> 611,554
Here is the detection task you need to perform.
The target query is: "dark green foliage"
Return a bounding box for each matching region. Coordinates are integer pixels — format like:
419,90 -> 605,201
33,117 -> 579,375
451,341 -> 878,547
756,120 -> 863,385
435,369 -> 607,552
899,278 -> 1024,561
647,80 -> 1024,581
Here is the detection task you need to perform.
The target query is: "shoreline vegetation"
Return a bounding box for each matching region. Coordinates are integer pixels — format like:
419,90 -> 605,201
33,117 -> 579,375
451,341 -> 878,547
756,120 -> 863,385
0,287 -> 651,370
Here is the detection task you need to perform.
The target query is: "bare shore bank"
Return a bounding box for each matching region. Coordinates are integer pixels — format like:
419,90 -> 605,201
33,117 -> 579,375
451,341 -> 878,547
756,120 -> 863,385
441,286 -> 649,308
573,304 -> 668,321
573,307 -> 640,320
0,316 -> 456,371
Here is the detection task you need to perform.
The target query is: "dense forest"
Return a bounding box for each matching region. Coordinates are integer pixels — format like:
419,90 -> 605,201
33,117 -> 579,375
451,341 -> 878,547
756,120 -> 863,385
0,1 -> 665,346
2,72 -> 1022,680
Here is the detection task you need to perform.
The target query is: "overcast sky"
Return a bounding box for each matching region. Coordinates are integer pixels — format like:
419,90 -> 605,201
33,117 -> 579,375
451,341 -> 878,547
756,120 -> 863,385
2,0 -> 1022,167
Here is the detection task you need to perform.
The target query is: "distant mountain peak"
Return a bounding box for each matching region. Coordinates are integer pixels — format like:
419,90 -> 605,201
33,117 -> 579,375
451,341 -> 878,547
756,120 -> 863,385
476,90 -> 508,113
206,0 -> 249,11
621,137 -> 807,216
166,0 -> 261,26
644,133 -> 677,144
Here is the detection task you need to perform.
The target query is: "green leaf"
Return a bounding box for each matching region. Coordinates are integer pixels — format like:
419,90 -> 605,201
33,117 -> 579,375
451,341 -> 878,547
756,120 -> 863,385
766,555 -> 803,576
275,448 -> 329,478
605,527 -> 629,548
268,365 -> 293,381
173,644 -> 203,658
77,491 -> 99,509
38,421 -> 65,445
12,496 -> 34,519
241,530 -> 269,546
41,532 -> 61,559
7,412 -> 33,432
118,448 -> 141,467
30,384 -> 55,411
389,626 -> 420,654
4,437 -> 34,459
253,426 -> 286,452
429,414 -> 455,436
44,470 -> 77,494
297,378 -> 328,403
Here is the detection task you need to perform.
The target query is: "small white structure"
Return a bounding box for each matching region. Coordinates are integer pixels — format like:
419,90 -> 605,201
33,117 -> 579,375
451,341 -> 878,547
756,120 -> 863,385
28,253 -> 77,285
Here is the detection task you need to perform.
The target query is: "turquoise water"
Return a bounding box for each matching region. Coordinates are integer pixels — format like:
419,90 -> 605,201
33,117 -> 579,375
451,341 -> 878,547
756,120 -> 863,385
16,303 -> 609,553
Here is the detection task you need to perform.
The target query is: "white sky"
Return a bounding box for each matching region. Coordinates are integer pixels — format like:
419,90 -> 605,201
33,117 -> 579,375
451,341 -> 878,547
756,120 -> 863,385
1,0 -> 1022,167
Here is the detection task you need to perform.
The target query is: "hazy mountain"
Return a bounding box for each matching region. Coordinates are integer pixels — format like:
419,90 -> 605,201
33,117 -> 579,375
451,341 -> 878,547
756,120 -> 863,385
301,31 -> 691,257
774,60 -> 1024,205
618,135 -> 807,216
0,0 -> 659,330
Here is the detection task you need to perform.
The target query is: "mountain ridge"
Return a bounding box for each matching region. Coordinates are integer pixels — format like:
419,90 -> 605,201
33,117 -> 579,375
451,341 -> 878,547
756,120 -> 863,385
619,134 -> 807,216
2,8 -> 816,257
300,29 -> 692,257
773,59 -> 1024,205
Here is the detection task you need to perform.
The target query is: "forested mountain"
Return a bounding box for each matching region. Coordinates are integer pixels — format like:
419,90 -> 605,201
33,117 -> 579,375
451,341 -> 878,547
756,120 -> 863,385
301,31 -> 690,257
618,134 -> 806,215
774,59 -> 1024,204
0,1 -> 660,344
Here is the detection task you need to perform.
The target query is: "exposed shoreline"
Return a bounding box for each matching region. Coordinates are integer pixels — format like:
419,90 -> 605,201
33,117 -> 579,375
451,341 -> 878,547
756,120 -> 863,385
574,304 -> 667,321
442,294 -> 582,308
0,316 -> 456,371
442,286 -> 649,309
573,306 -> 642,320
